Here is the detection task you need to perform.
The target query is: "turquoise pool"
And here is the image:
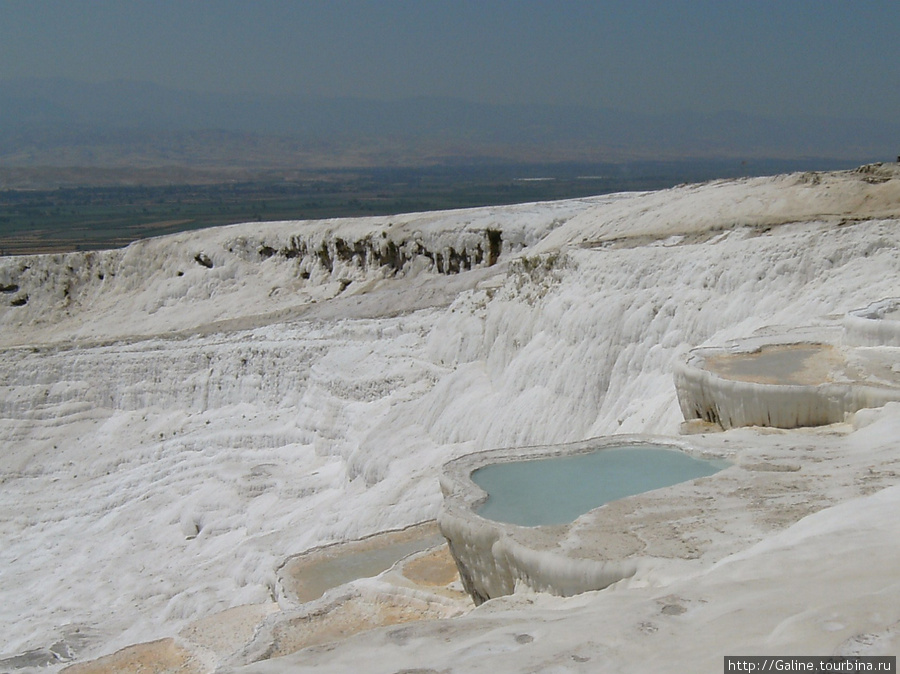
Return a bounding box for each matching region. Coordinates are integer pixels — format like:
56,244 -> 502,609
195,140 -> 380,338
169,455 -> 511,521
472,445 -> 727,526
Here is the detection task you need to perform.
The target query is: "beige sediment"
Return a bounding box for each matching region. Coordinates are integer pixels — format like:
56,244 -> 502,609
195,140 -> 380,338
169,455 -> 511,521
60,638 -> 203,674
702,343 -> 844,386
400,546 -> 461,587
277,521 -> 445,605
61,524 -> 470,673
178,603 -> 280,660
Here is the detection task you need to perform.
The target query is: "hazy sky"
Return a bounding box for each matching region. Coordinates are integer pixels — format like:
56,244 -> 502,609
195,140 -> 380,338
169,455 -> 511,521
2,1 -> 899,120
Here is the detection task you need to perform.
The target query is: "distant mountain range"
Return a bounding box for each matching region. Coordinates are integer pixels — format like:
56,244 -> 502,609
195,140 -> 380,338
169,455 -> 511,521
1,78 -> 897,170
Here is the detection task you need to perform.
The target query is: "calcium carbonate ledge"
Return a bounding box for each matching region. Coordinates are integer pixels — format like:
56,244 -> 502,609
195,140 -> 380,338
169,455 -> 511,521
674,339 -> 900,430
844,298 -> 900,347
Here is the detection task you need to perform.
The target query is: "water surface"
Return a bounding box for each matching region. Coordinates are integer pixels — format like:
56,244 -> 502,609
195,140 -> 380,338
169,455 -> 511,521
473,445 -> 726,526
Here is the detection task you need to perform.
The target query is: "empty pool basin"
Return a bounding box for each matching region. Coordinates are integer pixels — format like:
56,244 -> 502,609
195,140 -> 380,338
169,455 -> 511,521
675,339 -> 900,429
439,436 -> 730,604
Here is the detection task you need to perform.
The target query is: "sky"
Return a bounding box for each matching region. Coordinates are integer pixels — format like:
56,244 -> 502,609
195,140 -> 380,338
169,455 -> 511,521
1,0 -> 899,121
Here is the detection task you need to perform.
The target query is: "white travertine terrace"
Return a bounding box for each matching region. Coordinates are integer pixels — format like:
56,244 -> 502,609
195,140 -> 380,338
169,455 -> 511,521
439,436 -> 740,605
844,297 -> 900,346
674,339 -> 900,429
439,437 -> 676,604
439,422 -> 900,611
5,165 -> 900,669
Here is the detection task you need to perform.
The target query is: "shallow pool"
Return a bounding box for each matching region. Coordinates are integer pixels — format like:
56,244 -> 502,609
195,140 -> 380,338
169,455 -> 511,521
472,445 -> 727,526
280,525 -> 446,604
703,344 -> 837,385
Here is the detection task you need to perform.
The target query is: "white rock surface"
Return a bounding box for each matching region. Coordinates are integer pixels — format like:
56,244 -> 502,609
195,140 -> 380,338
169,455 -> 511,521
844,297 -> 900,346
2,165 -> 900,670
674,341 -> 900,429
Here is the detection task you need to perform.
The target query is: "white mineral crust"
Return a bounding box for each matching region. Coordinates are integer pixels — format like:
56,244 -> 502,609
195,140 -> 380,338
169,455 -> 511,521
2,164 -> 900,670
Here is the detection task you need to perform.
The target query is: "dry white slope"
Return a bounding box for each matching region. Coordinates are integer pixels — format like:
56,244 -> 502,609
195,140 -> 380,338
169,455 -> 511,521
1,164 -> 899,671
236,435 -> 900,673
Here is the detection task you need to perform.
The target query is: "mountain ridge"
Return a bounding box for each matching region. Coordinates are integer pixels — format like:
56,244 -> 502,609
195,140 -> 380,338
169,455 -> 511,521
2,78 -> 896,169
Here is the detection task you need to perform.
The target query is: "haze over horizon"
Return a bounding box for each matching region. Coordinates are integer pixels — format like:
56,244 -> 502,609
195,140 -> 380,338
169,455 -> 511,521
1,1 -> 899,170
3,1 -> 899,120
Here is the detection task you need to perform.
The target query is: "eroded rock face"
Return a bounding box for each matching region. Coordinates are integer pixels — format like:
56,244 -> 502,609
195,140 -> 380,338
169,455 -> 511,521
0,229 -> 500,322
273,229 -> 502,277
0,209 -> 540,348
